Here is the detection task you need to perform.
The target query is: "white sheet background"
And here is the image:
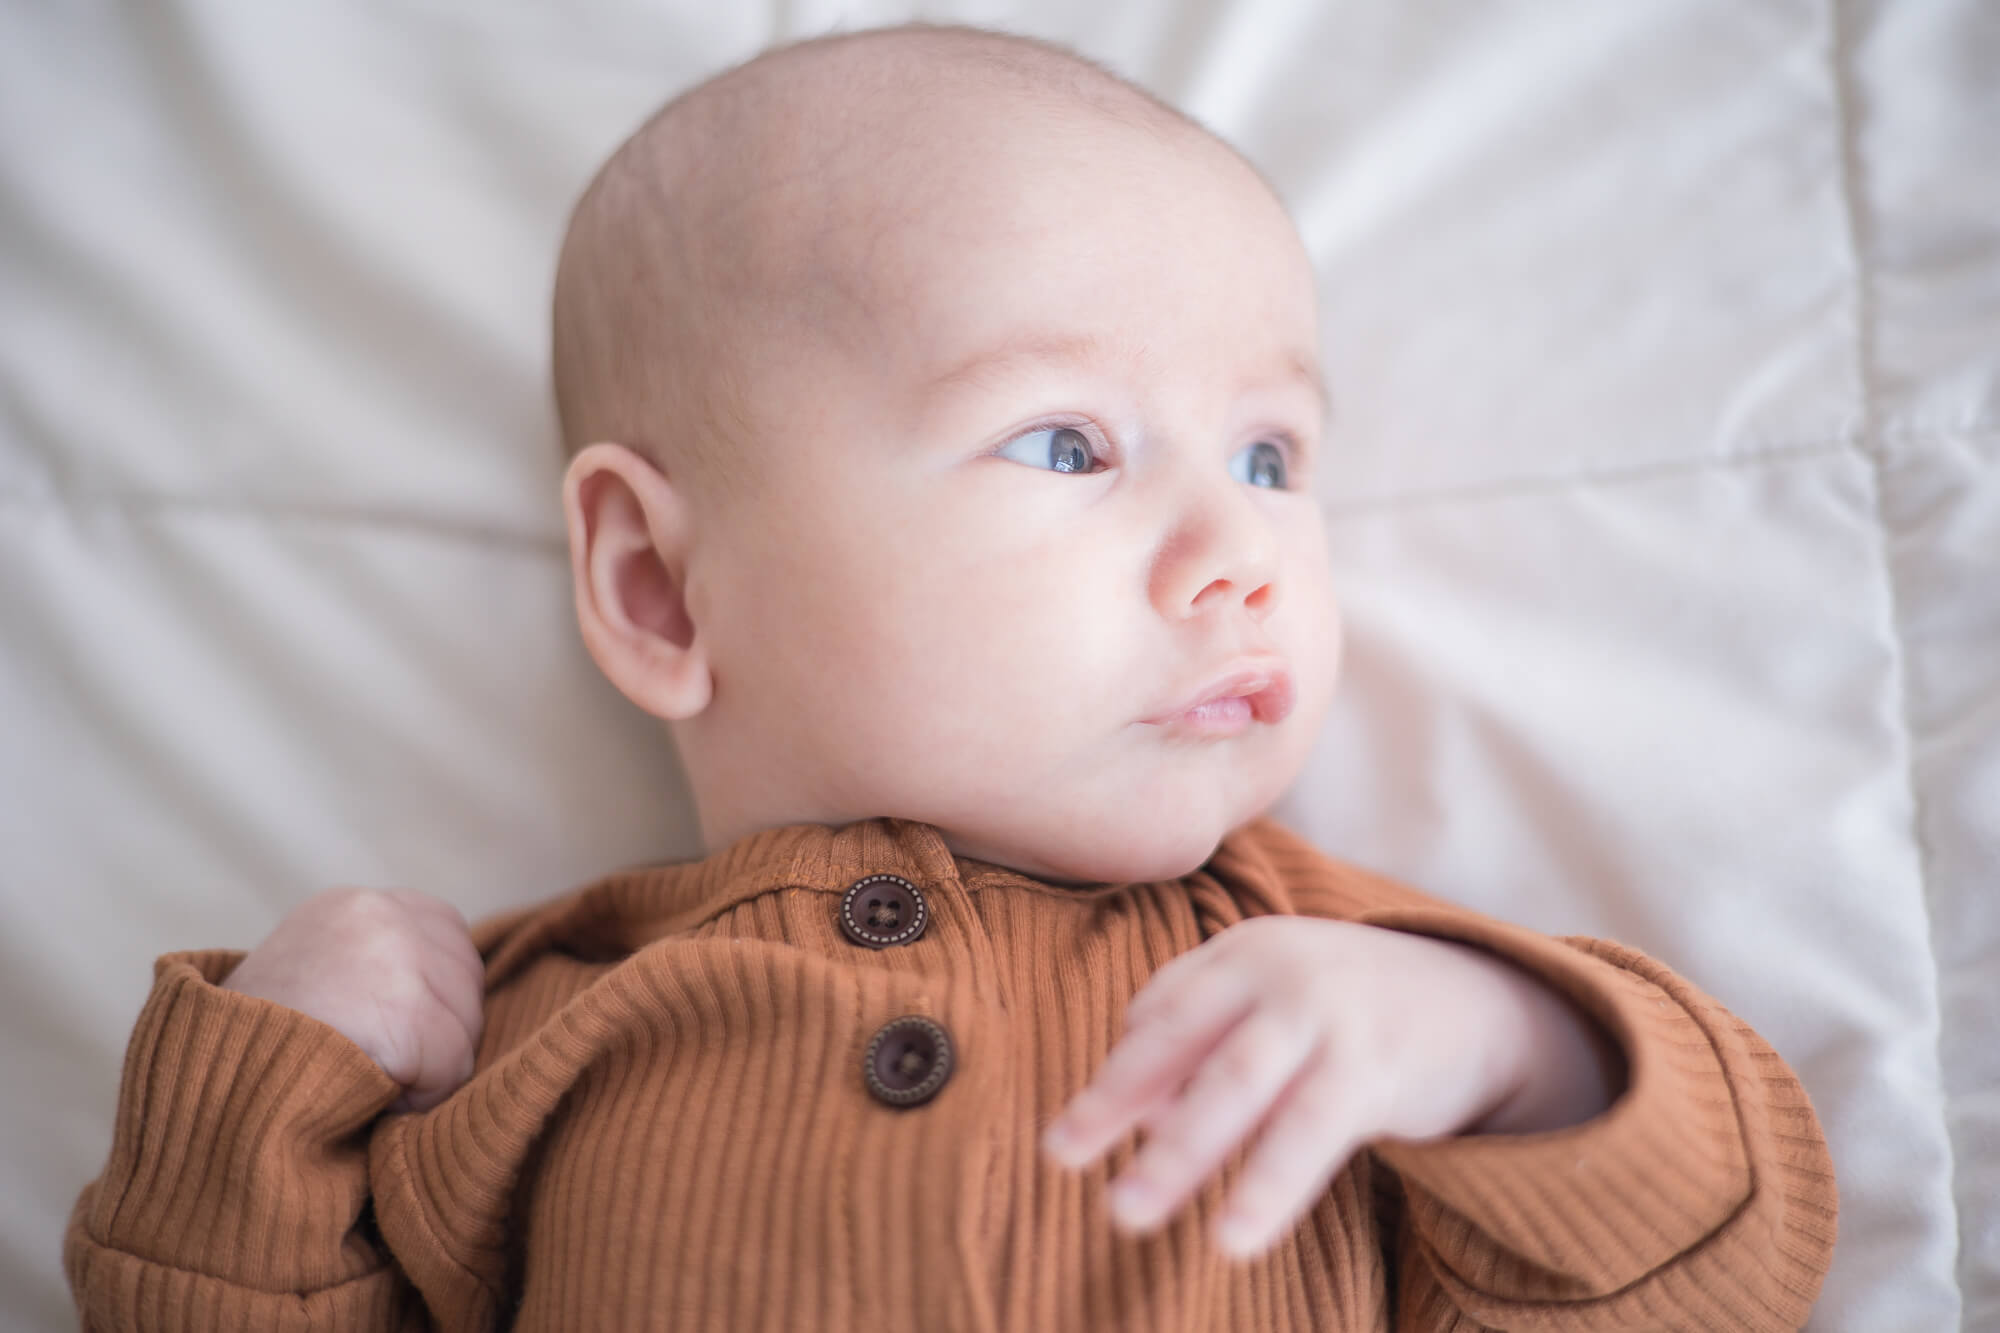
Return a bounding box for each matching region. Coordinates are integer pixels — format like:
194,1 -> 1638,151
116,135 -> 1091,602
3,2 -> 1993,1329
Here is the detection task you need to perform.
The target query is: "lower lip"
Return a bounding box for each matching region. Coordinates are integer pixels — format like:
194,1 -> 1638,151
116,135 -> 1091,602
1150,695 -> 1254,738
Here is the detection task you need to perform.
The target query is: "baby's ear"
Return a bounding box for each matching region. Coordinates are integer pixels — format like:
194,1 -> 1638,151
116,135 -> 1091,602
561,442 -> 713,721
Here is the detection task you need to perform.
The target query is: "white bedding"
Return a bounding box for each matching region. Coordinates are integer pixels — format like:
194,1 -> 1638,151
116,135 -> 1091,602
3,2 -> 1992,1328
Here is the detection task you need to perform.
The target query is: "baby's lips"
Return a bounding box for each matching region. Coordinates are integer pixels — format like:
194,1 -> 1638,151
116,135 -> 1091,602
1248,671 -> 1295,725
1144,658 -> 1295,726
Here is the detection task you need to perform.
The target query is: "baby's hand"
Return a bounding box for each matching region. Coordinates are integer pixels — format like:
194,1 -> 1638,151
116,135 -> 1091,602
221,887 -> 486,1114
1041,916 -> 1618,1259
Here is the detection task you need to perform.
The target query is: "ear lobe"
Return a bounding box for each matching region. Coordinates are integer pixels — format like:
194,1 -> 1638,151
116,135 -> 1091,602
562,442 -> 714,721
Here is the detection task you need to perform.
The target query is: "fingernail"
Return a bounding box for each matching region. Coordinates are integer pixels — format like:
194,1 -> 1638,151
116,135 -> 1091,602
1216,1211 -> 1261,1256
1109,1178 -> 1158,1226
1042,1122 -> 1075,1159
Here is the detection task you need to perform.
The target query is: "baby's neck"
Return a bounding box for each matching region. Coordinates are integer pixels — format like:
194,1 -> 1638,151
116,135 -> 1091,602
697,806 -> 1101,889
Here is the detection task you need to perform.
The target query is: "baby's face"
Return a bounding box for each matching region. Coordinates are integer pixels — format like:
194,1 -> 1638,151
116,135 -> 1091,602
682,99 -> 1339,884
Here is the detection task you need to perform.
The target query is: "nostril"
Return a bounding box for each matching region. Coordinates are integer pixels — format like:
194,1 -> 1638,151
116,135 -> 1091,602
1193,578 -> 1276,615
1191,578 -> 1234,610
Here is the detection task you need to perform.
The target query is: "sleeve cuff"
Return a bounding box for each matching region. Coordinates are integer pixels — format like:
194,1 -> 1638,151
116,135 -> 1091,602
1358,906 -> 1752,1301
74,949 -> 405,1291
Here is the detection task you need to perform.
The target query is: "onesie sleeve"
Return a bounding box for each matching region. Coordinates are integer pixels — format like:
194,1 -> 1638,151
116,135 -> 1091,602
1352,903 -> 1838,1332
64,949 -> 438,1331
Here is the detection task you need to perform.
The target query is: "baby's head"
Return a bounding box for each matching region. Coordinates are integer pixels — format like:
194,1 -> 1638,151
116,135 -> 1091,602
553,24 -> 1340,884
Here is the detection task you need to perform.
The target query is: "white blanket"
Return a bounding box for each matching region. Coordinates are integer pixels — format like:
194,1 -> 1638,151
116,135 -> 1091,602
2,2 -> 1991,1328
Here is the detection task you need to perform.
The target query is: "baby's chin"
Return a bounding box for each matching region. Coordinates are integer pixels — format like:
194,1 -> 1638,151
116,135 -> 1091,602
921,752 -> 1299,886
936,812 -> 1251,888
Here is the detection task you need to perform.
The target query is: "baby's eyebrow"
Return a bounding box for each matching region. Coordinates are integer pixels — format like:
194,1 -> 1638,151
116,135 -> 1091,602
926,331 -> 1330,422
924,331 -> 1107,399
1288,350 -> 1332,421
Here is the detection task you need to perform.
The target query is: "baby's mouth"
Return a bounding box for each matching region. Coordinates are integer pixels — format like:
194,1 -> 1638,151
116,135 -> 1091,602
1141,663 -> 1296,736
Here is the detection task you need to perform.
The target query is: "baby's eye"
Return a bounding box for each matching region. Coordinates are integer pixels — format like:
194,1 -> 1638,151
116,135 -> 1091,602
1230,440 -> 1289,490
997,426 -> 1101,474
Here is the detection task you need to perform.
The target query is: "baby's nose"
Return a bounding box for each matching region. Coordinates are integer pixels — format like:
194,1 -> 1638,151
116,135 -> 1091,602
1150,480 -> 1282,621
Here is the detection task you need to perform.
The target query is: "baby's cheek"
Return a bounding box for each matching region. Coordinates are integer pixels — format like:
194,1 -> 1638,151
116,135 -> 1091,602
1286,574 -> 1344,713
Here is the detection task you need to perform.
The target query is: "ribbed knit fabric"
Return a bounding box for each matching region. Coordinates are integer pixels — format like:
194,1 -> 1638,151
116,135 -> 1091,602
66,816 -> 1837,1330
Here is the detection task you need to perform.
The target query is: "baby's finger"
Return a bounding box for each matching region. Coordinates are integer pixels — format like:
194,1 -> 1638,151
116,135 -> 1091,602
1120,944 -> 1219,1029
417,946 -> 486,1070
1212,1061 -> 1367,1258
394,976 -> 481,1113
1105,1014 -> 1318,1233
405,908 -> 488,1040
1046,974 -> 1255,1167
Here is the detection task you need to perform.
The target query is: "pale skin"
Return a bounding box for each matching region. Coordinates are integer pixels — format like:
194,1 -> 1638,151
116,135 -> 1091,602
222,27 -> 1625,1262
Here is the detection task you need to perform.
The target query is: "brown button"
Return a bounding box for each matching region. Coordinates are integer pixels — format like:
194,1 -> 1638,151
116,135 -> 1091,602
863,1015 -> 953,1107
839,874 -> 928,949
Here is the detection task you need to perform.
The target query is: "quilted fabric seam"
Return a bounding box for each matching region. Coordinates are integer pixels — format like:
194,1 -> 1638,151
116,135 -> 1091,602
1312,428 -> 1998,519
0,486 -> 568,552
1825,0 -> 1962,1312
5,431 -> 1993,529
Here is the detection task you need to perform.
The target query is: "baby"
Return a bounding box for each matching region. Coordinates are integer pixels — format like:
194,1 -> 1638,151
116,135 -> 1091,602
68,23 -> 1836,1331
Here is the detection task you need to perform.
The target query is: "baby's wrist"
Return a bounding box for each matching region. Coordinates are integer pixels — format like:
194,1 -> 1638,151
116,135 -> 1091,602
1461,957 -> 1627,1136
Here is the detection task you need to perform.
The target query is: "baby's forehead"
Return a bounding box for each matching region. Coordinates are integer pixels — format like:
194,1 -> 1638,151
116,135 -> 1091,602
726,104 -> 1298,391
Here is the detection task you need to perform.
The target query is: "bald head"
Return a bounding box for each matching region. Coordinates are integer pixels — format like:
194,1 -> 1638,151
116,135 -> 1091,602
549,24 -> 1216,501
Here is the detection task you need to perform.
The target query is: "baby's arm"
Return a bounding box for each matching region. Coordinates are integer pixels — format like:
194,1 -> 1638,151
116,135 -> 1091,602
1354,907 -> 1837,1329
1046,830 -> 1837,1328
66,889 -> 483,1332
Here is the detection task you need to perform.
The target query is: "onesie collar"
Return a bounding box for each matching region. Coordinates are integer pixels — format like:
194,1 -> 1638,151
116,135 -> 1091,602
479,817 -> 1143,975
